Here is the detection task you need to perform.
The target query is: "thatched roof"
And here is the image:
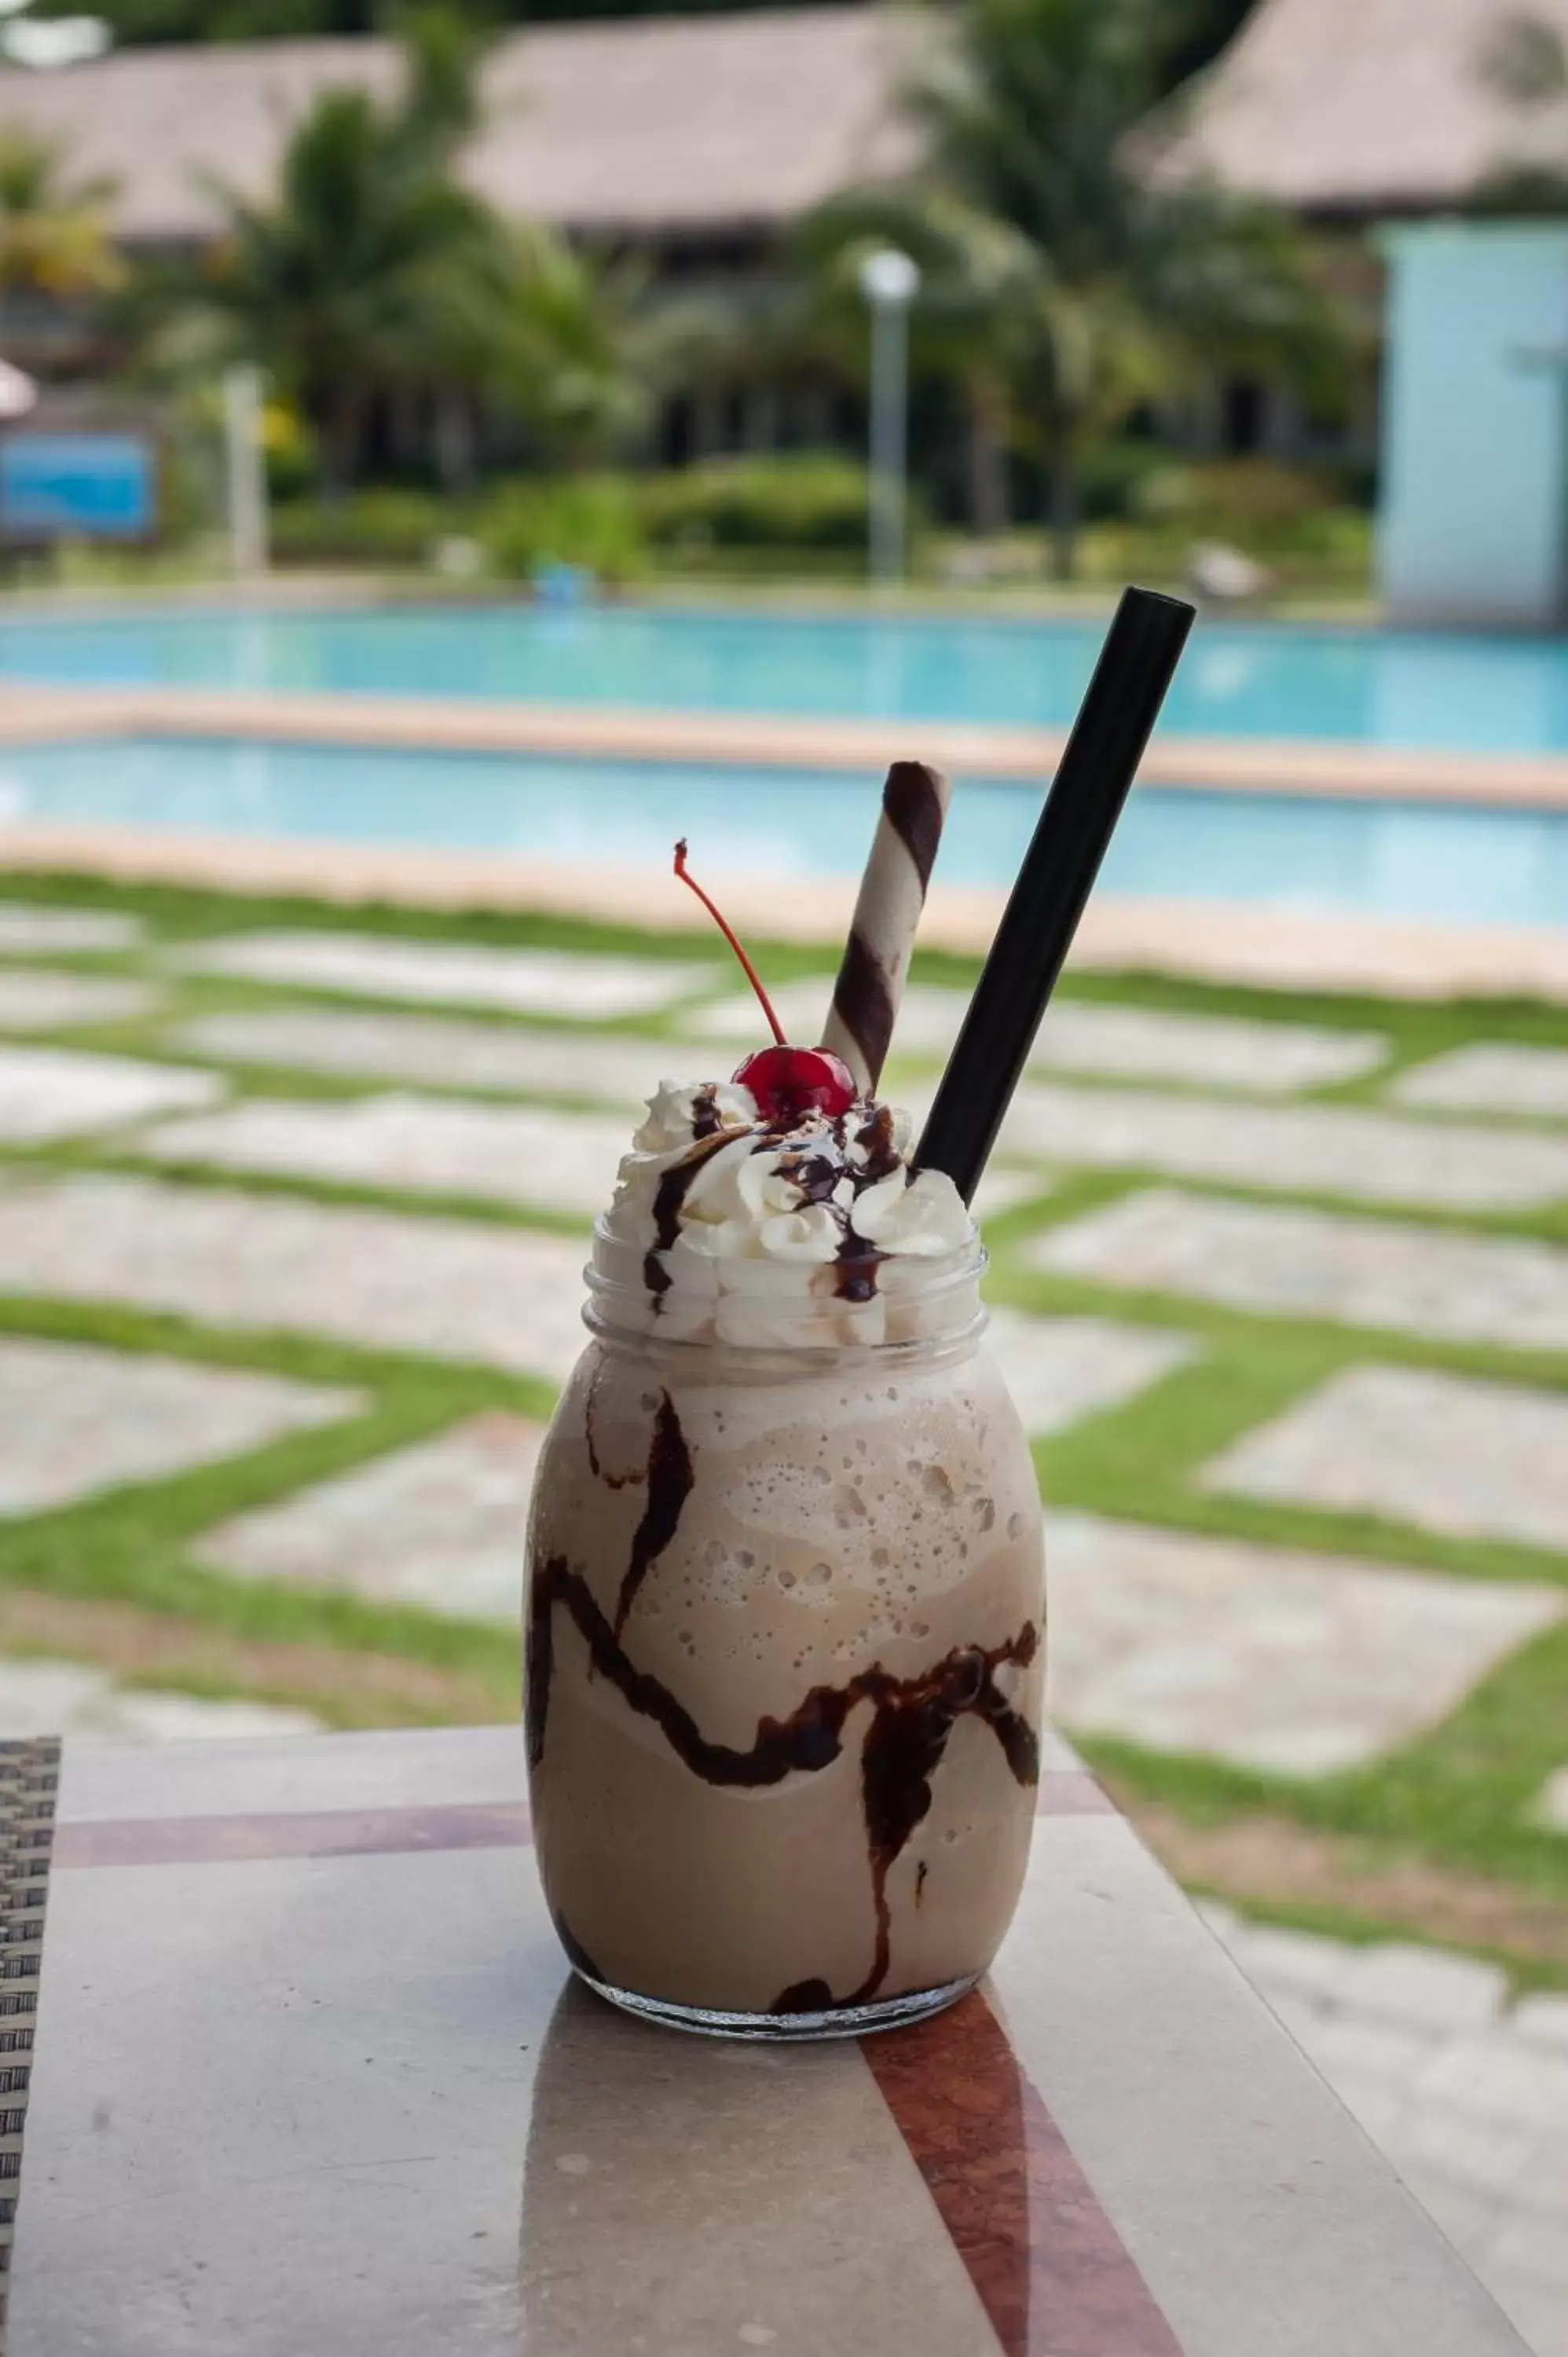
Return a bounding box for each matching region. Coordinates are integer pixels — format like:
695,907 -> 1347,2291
1155,0 -> 1568,217
0,7 -> 921,244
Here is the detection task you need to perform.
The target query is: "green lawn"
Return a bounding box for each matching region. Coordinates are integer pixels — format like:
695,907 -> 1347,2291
2,866 -> 1566,1967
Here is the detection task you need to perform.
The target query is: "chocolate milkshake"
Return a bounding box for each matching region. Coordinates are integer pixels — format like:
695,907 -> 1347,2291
525,585 -> 1196,2035
525,1072 -> 1045,2036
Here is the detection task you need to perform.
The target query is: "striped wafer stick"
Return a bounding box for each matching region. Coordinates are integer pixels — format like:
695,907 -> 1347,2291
821,759 -> 952,1094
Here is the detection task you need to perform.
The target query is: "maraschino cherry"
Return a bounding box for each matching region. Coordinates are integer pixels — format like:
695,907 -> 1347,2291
736,1040 -> 858,1124
673,840 -> 855,1122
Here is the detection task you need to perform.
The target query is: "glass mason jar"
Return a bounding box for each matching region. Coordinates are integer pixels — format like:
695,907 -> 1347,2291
523,1223 -> 1046,2040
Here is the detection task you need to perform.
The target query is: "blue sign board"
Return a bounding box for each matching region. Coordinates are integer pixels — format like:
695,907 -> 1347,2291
0,433 -> 155,540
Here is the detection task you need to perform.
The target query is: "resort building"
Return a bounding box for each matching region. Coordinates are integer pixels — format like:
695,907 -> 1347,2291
2,0 -> 1566,614
0,9 -> 917,471
1158,0 -> 1568,624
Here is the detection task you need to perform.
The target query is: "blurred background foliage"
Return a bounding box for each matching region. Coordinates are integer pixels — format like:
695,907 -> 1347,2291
2,0 -> 1373,601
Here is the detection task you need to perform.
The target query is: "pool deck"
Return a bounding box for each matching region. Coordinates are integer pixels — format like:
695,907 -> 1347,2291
5,816 -> 1568,1003
3,680 -> 1567,1000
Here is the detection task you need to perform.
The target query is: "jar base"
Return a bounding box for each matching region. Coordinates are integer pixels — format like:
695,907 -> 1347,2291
570,1966 -> 980,2042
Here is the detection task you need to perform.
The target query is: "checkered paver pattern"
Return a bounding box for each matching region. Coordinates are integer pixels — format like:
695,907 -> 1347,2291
1395,1044 -> 1568,1121
0,1335 -> 361,1516
0,970 -> 159,1032
1048,1512 -> 1562,1774
0,1172 -> 590,1384
1,895 -> 1565,2354
201,1412 -> 544,1624
0,1044 -> 220,1142
144,1092 -> 629,1216
1203,1365 -> 1568,1556
0,903 -> 141,955
702,981 -> 1390,1092
170,929 -> 714,1017
170,1006 -> 712,1111
1029,1188 -> 1568,1353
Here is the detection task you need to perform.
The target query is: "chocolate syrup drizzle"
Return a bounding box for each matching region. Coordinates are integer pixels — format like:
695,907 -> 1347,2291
643,1124 -> 736,1301
831,1104 -> 903,1304
642,1093 -> 916,1308
527,1388 -> 1039,2014
613,1393 -> 694,1636
584,1367 -> 643,1488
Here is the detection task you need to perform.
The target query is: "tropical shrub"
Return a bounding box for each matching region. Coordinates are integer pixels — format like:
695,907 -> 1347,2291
641,453 -> 899,553
481,474 -> 647,582
269,489 -> 455,567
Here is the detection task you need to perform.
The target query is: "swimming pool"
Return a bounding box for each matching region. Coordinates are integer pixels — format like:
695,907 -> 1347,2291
4,603 -> 1568,756
4,733 -> 1566,926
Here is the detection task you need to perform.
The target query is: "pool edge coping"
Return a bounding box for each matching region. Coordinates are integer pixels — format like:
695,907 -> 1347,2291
4,684 -> 1568,812
5,816 -> 1568,1002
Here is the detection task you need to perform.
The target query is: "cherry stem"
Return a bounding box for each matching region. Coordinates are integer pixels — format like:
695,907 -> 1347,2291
673,838 -> 786,1047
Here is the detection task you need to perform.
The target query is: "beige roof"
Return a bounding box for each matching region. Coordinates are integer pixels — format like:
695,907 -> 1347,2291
1156,0 -> 1568,214
0,7 -> 920,243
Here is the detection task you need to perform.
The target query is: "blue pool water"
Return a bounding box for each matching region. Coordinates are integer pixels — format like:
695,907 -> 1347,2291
4,602 -> 1568,754
3,734 -> 1566,926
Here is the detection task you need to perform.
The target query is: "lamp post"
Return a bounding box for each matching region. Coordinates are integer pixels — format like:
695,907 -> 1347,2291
859,246 -> 919,584
222,365 -> 269,577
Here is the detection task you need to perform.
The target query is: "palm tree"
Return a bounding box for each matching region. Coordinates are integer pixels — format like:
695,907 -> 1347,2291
814,0 -> 1344,577
0,129 -> 122,300
492,222 -> 741,470
485,225 -> 647,467
1475,11 -> 1568,209
203,10 -> 506,490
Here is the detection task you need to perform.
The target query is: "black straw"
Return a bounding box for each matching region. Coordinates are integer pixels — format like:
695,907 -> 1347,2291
914,587 -> 1196,1203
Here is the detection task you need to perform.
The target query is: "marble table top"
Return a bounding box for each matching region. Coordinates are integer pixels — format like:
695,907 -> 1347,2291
11,1725 -> 1528,2357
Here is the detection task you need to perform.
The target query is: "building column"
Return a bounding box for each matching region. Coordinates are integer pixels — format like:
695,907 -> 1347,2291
1378,221 -> 1568,625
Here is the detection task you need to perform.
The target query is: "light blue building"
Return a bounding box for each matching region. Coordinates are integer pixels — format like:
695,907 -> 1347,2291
1163,0 -> 1568,627
1379,225 -> 1568,627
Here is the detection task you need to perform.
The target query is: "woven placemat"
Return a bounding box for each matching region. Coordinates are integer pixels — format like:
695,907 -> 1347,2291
0,1741 -> 58,2355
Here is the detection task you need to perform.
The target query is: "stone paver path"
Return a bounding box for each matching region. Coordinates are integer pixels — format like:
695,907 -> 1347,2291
171,929 -> 713,1018
0,1044 -> 220,1142
984,1310 -> 1194,1439
0,1336 -> 360,1516
0,904 -> 141,955
0,1657 -> 320,1742
1031,1187 -> 1568,1354
1031,1003 -> 1388,1093
969,1165 -> 1053,1220
0,970 -> 159,1032
0,1175 -> 590,1384
145,1092 -> 627,1217
202,1411 -> 544,1625
1205,1365 -> 1568,1555
702,982 -> 1388,1093
0,896 -> 1563,2341
1001,1077 -> 1568,1211
1202,1904 -> 1568,2357
1395,1045 -> 1568,1122
170,1007 -> 713,1110
1046,1511 -> 1561,1774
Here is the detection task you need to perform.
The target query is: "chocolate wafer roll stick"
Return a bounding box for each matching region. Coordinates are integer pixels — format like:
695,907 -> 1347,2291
821,759 -> 952,1094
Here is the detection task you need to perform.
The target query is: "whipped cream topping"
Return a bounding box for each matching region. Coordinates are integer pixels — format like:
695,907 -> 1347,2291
595,1076 -> 977,1345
